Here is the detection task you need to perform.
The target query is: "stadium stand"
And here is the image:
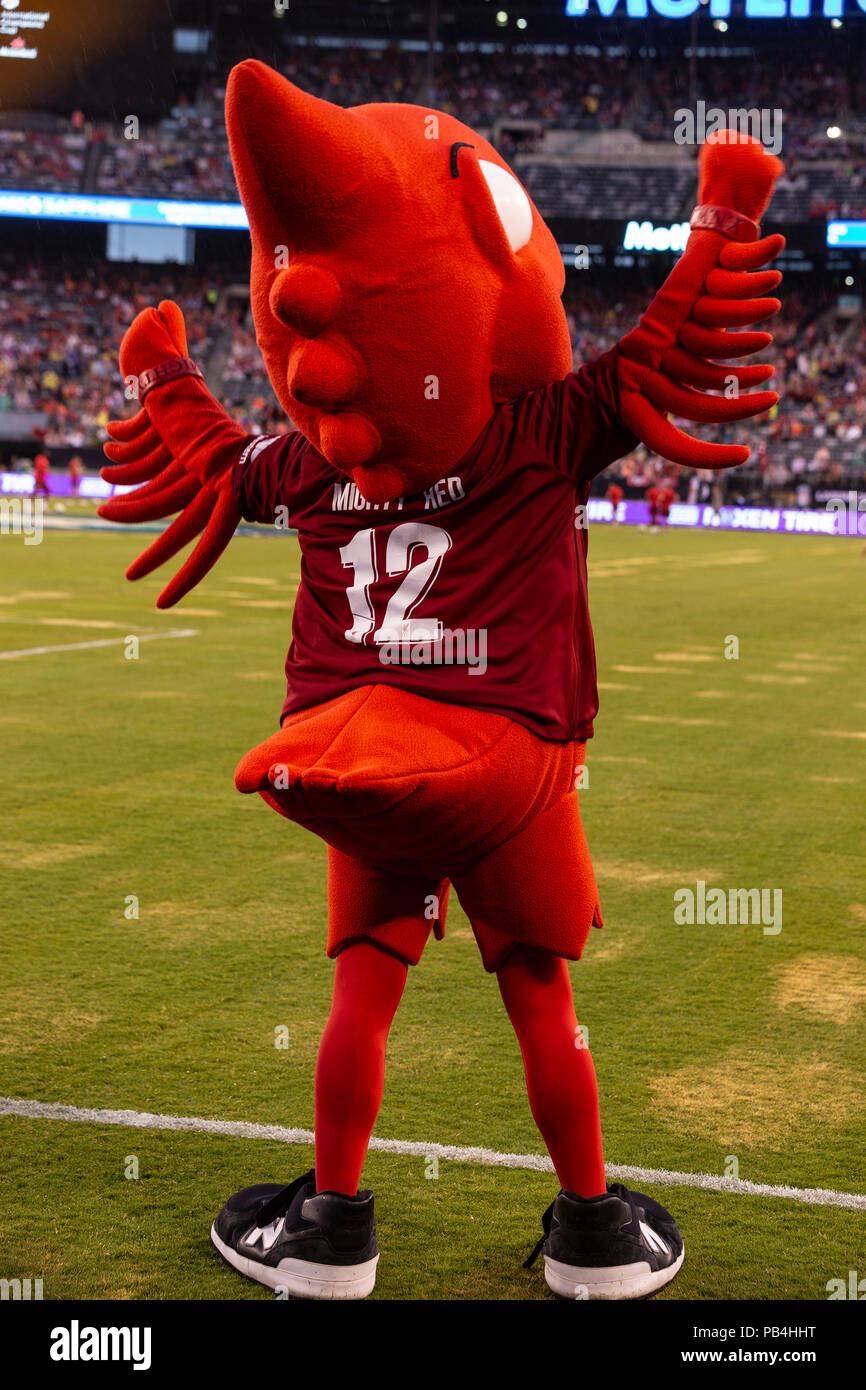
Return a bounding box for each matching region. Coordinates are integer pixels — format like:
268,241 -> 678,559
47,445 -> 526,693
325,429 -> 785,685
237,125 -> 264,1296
0,32 -> 863,511
520,162 -> 695,222
0,123 -> 89,194
0,256 -> 223,449
1,40 -> 863,202
4,251 -> 861,515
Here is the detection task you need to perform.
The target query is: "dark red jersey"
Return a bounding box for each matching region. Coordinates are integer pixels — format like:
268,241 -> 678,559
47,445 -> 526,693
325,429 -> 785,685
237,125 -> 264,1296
232,346 -> 635,743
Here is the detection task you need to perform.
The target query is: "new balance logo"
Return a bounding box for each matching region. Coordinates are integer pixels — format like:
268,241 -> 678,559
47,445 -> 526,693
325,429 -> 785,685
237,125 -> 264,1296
244,1217 -> 285,1252
639,1221 -> 670,1257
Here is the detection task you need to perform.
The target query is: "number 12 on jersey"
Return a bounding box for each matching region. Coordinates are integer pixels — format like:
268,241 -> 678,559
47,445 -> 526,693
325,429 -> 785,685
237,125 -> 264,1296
339,521 -> 452,645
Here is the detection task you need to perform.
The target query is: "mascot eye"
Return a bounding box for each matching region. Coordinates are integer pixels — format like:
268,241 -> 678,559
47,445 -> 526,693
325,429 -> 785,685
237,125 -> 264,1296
478,160 -> 533,253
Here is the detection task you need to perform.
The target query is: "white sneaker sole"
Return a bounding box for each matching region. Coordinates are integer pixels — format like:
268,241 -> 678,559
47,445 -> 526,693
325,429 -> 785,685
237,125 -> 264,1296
210,1222 -> 379,1300
544,1244 -> 685,1301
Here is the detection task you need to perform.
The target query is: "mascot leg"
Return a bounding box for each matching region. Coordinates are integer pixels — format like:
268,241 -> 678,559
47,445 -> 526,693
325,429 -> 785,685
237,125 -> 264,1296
456,800 -> 685,1298
496,945 -> 606,1198
317,846 -> 448,1192
314,941 -> 407,1196
210,848 -> 446,1299
455,795 -> 607,1193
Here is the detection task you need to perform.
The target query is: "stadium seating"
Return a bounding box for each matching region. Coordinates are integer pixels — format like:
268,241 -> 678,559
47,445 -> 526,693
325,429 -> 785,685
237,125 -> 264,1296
0,256 -> 222,449
0,39 -> 861,203
519,162 -> 694,222
0,37 -> 862,506
2,253 -> 862,503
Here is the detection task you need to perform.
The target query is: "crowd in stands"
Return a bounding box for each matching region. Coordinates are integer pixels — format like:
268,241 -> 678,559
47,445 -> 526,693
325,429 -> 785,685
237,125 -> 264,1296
535,279 -> 865,504
220,298 -> 288,439
0,256 -> 224,450
1,39 -> 863,207
592,284 -> 866,503
637,43 -> 866,152
91,98 -> 235,202
521,161 -> 695,223
2,253 -> 862,515
411,46 -> 631,131
214,36 -> 635,132
0,125 -> 89,194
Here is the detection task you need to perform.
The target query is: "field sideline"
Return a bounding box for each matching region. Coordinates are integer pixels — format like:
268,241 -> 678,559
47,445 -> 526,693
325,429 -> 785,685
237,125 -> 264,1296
1,523 -> 864,1300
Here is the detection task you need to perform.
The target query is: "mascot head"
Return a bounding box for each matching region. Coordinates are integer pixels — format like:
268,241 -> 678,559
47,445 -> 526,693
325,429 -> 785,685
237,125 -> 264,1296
226,59 -> 571,503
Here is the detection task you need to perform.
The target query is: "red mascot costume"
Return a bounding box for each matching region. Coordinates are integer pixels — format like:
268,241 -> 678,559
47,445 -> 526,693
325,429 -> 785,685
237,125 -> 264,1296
99,60 -> 784,1300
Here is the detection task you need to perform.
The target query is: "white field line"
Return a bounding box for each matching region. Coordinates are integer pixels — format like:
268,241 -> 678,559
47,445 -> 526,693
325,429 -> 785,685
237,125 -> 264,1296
2,1098 -> 864,1212
0,629 -> 198,660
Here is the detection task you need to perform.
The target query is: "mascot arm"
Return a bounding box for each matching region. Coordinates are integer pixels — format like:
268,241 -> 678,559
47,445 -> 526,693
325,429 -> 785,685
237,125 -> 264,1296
513,345 -> 638,483
616,131 -> 786,470
98,300 -> 249,609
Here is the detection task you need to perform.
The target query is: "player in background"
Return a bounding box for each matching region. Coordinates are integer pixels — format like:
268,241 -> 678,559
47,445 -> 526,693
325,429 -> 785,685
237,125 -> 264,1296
645,481 -> 662,531
657,481 -> 677,528
68,455 -> 84,499
33,451 -> 51,498
605,477 -> 624,523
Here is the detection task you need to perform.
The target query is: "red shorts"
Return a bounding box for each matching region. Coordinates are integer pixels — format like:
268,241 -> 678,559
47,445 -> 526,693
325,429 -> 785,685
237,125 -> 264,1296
326,781 -> 603,973
236,686 -> 604,972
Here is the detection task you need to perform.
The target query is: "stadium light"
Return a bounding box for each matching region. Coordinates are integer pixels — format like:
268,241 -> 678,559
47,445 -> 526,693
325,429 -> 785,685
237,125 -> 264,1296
713,19 -> 728,30
517,16 -> 528,27
827,125 -> 842,139
496,10 -> 509,24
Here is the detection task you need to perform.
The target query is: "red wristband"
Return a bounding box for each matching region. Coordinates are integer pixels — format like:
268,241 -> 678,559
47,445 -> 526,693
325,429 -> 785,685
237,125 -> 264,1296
137,356 -> 204,400
690,204 -> 760,243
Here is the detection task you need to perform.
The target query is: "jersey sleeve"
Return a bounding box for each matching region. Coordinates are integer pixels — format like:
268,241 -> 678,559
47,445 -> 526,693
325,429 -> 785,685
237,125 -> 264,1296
231,430 -> 307,525
511,344 -> 638,485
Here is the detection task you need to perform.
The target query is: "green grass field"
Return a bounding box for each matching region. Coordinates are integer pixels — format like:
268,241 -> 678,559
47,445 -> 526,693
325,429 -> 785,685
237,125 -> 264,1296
1,521 -> 865,1301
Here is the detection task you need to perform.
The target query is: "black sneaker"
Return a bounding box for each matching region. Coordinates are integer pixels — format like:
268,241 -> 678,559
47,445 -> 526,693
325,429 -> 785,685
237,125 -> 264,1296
210,1169 -> 379,1299
524,1182 -> 684,1300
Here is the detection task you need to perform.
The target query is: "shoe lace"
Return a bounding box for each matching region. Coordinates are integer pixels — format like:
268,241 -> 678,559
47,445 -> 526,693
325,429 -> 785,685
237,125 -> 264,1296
523,1200 -> 554,1269
252,1168 -> 316,1228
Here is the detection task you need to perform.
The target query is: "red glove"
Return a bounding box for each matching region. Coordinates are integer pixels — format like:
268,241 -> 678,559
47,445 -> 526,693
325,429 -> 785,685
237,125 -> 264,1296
98,300 -> 248,608
617,131 -> 786,469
